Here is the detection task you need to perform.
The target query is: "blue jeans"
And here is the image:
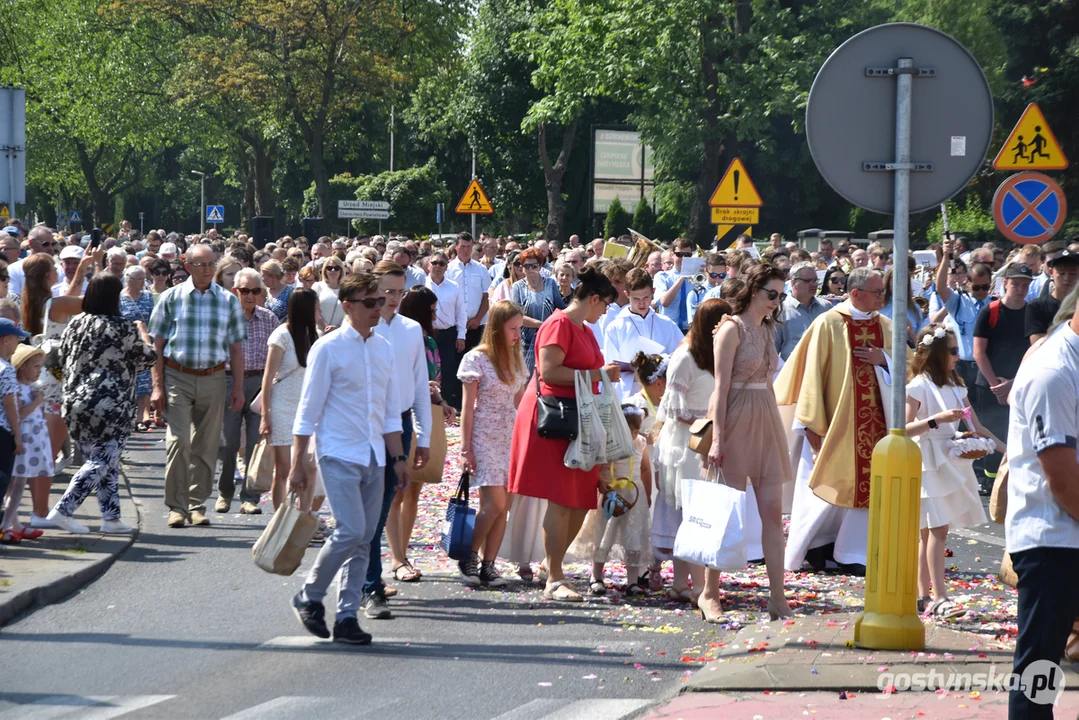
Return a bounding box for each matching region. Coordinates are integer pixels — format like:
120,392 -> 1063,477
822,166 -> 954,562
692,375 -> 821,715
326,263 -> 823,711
364,412 -> 413,597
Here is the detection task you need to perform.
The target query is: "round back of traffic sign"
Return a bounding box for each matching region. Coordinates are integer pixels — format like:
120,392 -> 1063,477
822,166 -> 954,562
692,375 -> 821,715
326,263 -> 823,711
992,172 -> 1067,245
806,23 -> 994,214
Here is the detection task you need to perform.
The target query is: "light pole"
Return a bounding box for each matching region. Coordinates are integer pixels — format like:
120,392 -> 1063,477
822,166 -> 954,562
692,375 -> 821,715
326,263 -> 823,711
191,170 -> 205,233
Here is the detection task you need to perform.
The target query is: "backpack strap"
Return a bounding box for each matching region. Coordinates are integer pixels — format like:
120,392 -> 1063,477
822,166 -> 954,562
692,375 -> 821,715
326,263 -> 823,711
988,299 -> 1001,329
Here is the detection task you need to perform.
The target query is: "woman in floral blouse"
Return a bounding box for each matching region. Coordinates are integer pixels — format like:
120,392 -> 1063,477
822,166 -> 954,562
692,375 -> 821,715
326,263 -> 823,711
45,274 -> 157,534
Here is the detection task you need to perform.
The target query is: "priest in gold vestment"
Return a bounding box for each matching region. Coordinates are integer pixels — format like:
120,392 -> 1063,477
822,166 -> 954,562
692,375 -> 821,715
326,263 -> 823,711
774,268 -> 894,572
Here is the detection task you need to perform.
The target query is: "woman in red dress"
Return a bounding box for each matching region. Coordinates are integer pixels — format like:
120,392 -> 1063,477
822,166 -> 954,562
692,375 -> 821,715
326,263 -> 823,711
508,267 -> 620,602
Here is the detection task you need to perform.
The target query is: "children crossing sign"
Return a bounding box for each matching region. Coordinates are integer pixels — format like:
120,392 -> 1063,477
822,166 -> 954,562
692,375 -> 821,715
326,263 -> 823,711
455,179 -> 493,215
993,103 -> 1068,171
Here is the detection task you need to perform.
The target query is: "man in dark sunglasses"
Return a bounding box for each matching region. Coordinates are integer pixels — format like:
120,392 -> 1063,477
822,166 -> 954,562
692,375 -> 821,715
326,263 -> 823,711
287,271 -> 408,646
654,237 -> 697,332
687,251 -> 727,324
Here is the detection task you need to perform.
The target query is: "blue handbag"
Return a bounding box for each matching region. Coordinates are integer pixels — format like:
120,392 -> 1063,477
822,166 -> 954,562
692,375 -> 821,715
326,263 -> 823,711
440,471 -> 476,561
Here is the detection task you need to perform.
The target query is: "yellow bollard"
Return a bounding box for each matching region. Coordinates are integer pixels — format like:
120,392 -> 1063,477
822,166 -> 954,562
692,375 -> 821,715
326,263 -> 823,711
854,428 -> 925,650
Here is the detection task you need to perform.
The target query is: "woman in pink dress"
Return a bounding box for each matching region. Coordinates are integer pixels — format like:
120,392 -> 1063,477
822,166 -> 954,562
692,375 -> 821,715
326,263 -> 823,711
457,301 -> 528,587
706,264 -> 793,622
508,267 -> 620,601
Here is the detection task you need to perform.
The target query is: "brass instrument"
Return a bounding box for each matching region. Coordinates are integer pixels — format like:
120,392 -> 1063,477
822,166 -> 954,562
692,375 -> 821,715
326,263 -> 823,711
626,227 -> 663,269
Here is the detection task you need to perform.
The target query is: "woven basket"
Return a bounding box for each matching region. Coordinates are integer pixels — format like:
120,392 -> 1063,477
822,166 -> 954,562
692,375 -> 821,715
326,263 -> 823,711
954,431 -> 991,460
602,478 -> 639,518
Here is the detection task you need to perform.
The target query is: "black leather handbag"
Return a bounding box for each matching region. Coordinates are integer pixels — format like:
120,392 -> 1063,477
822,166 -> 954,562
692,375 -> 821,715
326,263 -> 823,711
534,370 -> 578,440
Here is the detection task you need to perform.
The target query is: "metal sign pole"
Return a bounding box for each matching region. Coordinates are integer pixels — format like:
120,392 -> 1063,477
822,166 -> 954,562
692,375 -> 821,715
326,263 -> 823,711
890,57 -> 913,429
471,148 -> 477,241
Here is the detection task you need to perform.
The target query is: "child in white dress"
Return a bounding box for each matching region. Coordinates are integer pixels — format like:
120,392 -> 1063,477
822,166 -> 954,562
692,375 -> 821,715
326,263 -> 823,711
905,324 -> 1003,619
628,351 -> 666,590
570,405 -> 652,596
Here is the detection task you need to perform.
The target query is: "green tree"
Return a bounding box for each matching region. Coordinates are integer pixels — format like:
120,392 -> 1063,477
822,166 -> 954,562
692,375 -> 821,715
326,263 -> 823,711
631,198 -> 656,238
604,197 -> 631,239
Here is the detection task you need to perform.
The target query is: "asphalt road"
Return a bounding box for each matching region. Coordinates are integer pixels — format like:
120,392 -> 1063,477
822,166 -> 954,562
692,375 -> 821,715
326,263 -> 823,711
0,433 -> 1012,720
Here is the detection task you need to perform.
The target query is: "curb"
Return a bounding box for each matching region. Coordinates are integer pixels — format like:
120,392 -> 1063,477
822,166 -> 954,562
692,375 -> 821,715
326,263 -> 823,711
0,463 -> 142,626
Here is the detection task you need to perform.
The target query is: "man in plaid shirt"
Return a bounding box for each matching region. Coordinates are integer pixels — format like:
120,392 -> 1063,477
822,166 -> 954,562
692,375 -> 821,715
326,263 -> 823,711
216,268 -> 279,515
150,244 -> 247,529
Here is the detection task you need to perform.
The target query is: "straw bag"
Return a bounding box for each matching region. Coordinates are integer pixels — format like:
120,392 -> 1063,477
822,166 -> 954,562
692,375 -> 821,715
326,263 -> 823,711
252,493 -> 317,575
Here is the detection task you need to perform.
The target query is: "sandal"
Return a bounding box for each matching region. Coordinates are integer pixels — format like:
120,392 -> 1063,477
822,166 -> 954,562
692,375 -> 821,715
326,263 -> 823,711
667,587 -> 696,603
18,527 -> 43,540
383,587 -> 398,598
589,578 -> 606,596
1066,620 -> 1079,662
543,579 -> 583,602
393,561 -> 422,582
0,529 -> 20,545
537,563 -> 549,584
624,583 -> 645,597
518,565 -> 534,583
644,568 -> 664,592
925,598 -> 966,619
136,422 -> 149,433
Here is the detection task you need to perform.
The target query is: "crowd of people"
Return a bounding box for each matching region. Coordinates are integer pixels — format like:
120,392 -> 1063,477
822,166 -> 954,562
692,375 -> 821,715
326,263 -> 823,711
0,220 -> 1075,715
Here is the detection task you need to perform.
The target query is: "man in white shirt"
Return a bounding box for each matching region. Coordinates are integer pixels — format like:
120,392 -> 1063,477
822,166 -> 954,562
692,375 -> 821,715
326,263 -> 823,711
652,237 -> 695,332
604,268 -> 683,398
289,272 -> 406,646
446,232 -> 490,400
1005,299 -> 1079,718
9,225 -> 55,296
362,261 -> 432,620
426,251 -> 467,408
52,245 -> 88,296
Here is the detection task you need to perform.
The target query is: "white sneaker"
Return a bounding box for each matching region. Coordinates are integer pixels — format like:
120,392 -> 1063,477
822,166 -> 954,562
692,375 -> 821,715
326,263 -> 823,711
100,519 -> 134,534
30,513 -> 58,529
46,509 -> 90,534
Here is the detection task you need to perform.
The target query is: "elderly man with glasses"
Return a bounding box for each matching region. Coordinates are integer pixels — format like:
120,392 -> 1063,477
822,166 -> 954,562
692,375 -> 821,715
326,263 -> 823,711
8,225 -> 56,296
149,244 -> 247,529
774,262 -> 831,361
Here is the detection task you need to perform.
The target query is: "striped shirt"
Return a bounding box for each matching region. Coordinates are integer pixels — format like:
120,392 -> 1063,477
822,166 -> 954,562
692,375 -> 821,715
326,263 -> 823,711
149,279 -> 247,369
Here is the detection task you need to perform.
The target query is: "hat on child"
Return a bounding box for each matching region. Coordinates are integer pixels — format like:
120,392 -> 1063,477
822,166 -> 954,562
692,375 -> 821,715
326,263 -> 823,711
11,344 -> 44,369
0,318 -> 30,339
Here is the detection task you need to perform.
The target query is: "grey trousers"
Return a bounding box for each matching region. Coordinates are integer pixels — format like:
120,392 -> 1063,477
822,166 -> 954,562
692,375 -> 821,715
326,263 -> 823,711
301,453 -> 384,620
217,373 -> 263,505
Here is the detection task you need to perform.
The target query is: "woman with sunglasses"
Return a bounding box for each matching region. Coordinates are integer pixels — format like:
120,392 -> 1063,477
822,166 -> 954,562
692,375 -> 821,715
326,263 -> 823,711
489,250 -> 524,304
260,260 -> 293,322
819,267 -> 847,305
169,260 -> 188,286
313,258 -> 346,331
147,259 -> 172,303
705,264 -> 794,622
511,248 -> 565,376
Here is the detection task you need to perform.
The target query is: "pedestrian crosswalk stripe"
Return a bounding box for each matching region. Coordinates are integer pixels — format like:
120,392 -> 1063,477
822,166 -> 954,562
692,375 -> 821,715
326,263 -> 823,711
490,698 -> 652,720
258,635 -> 419,649
218,696 -> 320,720
0,695 -> 174,720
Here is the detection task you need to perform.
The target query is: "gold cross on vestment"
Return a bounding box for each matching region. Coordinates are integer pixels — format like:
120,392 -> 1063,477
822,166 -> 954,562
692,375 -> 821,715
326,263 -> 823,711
861,389 -> 877,407
854,327 -> 875,344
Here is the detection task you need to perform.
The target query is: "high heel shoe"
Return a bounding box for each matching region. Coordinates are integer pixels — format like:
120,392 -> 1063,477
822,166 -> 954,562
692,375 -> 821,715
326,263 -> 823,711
696,595 -> 727,624
768,597 -> 794,621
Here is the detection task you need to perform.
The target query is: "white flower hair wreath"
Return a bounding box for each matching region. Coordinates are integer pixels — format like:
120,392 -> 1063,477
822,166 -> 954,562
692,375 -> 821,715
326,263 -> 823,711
920,326 -> 948,347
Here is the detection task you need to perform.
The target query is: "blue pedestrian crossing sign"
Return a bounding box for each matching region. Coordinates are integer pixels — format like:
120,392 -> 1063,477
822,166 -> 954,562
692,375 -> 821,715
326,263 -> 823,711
992,172 -> 1067,245
68,211 -> 82,223
206,205 -> 224,224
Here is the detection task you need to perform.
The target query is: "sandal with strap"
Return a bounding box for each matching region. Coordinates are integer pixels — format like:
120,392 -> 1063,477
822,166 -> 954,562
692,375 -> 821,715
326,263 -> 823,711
624,583 -> 645,597
589,578 -> 606,596
543,579 -> 583,602
393,561 -> 422,582
1065,620 -> 1079,662
925,598 -> 966,619
0,529 -> 20,545
18,527 -> 43,540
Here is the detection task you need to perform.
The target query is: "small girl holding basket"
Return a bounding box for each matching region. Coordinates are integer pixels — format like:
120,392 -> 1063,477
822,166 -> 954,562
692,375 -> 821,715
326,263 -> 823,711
905,324 -> 1004,619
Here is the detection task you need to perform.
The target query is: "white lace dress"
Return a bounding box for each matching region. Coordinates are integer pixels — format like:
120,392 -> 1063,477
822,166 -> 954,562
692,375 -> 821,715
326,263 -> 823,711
570,435 -> 651,567
267,325 -> 306,447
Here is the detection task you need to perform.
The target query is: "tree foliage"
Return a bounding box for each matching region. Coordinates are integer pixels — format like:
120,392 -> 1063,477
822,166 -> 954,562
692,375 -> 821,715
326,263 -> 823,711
604,197 -> 631,239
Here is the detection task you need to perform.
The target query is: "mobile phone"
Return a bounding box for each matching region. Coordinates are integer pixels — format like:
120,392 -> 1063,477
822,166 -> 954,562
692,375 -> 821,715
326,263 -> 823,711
89,228 -> 103,249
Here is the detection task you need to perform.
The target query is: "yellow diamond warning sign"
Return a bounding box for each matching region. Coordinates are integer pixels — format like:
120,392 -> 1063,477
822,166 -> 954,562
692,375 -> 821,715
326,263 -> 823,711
455,179 -> 494,215
708,158 -> 762,208
993,103 -> 1068,170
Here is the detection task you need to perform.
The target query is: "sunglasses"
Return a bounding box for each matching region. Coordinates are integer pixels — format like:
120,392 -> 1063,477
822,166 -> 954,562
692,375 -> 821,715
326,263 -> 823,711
971,283 -> 991,292
173,275 -> 189,283
674,251 -> 694,258
829,276 -> 846,283
948,347 -> 960,357
151,269 -> 170,276
708,272 -> 726,280
429,261 -> 447,267
345,296 -> 386,309
763,289 -> 786,302
235,287 -> 263,296
41,242 -> 58,248
325,267 -> 342,273
522,263 -> 540,270
512,261 -> 523,268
